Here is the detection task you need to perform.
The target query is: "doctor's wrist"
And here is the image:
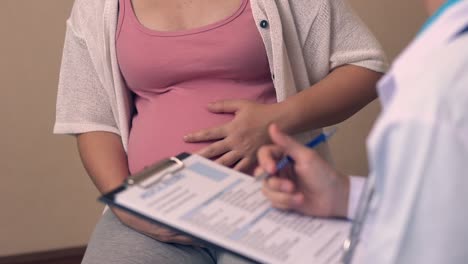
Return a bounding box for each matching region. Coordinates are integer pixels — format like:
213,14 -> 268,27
330,173 -> 351,218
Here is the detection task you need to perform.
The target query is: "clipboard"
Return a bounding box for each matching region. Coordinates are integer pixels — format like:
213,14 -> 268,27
100,152 -> 350,264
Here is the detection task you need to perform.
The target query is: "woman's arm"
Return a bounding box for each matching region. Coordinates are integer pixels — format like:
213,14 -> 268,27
77,132 -> 129,194
185,65 -> 381,171
77,132 -> 199,245
277,65 -> 381,134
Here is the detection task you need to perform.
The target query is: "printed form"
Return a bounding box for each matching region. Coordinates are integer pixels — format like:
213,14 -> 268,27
114,154 -> 350,264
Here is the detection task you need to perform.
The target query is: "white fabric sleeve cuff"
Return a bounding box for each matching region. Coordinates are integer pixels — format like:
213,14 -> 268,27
347,176 -> 367,220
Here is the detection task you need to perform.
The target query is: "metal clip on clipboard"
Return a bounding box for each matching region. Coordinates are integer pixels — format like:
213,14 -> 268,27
125,157 -> 185,189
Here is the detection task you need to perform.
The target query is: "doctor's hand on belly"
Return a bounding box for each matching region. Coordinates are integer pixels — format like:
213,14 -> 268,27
183,99 -> 283,173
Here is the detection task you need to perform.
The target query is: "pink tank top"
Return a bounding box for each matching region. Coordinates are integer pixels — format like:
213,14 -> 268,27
116,0 -> 276,174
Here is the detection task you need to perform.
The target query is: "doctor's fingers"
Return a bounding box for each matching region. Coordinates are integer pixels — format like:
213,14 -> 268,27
267,124 -> 309,161
262,186 -> 304,210
265,177 -> 296,193
257,144 -> 285,174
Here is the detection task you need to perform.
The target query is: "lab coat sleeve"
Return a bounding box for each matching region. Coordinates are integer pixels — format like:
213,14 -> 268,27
347,176 -> 366,219
363,120 -> 468,264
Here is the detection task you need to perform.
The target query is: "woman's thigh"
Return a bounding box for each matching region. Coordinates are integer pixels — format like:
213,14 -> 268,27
81,210 -> 217,264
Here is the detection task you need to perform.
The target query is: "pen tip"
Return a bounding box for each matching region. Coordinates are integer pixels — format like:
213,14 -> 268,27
324,127 -> 338,137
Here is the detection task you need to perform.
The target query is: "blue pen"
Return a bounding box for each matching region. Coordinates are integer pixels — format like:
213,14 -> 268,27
255,127 -> 337,181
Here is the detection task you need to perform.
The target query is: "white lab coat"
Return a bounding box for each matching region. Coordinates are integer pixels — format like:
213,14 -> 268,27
353,2 -> 468,263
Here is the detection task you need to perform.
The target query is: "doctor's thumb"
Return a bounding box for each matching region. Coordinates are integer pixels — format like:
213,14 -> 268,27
268,124 -> 305,160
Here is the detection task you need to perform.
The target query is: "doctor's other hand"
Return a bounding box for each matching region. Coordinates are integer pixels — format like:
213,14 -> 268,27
256,124 -> 350,218
111,207 -> 203,247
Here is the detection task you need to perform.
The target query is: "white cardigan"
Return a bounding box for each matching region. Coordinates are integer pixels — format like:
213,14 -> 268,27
54,0 -> 386,153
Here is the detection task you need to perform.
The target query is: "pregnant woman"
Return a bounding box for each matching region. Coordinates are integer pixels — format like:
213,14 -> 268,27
54,0 -> 386,263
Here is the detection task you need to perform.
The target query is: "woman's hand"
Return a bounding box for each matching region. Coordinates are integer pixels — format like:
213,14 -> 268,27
184,99 -> 280,173
111,207 -> 203,246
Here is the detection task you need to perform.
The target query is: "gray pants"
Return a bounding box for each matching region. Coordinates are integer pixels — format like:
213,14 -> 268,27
82,210 -> 255,264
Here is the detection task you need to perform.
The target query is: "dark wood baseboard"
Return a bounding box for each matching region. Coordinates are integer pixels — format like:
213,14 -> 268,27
0,246 -> 86,264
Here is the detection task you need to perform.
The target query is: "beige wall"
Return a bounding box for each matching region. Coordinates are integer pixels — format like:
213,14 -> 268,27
0,0 -> 102,256
0,0 -> 426,256
328,0 -> 427,175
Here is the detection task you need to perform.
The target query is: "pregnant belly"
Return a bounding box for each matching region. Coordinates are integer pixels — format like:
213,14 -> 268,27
127,85 -> 243,174
127,99 -> 233,174
127,81 -> 275,174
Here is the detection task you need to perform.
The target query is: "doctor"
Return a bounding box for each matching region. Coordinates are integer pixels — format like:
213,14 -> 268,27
257,0 -> 468,263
